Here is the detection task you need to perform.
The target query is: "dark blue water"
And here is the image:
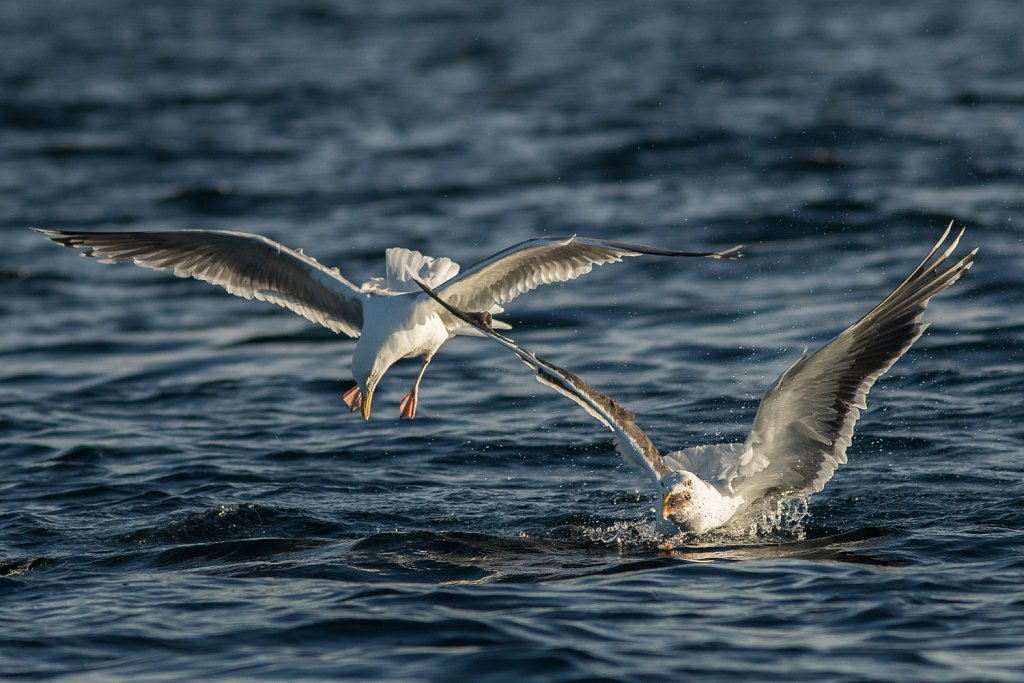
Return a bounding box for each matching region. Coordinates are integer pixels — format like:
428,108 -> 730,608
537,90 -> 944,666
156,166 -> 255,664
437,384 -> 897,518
3,0 -> 1023,680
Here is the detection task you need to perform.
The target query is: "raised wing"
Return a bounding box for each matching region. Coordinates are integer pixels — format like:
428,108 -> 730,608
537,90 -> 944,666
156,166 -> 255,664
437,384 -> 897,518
34,229 -> 366,337
731,225 -> 976,502
416,279 -> 672,483
434,236 -> 740,314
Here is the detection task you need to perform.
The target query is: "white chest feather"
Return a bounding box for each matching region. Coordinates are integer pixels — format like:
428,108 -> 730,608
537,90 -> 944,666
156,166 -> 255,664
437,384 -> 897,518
361,296 -> 450,359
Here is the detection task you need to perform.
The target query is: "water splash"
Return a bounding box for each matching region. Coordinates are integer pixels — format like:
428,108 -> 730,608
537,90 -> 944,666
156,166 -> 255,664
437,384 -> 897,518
566,497 -> 811,551
576,517 -> 667,550
742,495 -> 811,539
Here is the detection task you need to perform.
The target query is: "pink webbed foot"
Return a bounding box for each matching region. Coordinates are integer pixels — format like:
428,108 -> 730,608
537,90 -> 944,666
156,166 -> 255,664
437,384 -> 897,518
399,390 -> 418,419
399,356 -> 431,420
342,385 -> 363,412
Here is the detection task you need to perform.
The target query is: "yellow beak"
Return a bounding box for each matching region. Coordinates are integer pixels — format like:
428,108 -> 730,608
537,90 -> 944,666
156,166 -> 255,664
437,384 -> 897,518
361,385 -> 374,420
661,493 -> 672,518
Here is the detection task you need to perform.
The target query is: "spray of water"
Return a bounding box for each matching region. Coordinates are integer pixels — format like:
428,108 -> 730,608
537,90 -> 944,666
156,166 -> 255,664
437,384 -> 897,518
576,494 -> 813,551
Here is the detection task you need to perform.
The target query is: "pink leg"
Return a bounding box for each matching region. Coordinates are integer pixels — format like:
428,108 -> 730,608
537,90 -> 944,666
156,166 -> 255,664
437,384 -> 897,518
399,358 -> 431,419
342,385 -> 363,412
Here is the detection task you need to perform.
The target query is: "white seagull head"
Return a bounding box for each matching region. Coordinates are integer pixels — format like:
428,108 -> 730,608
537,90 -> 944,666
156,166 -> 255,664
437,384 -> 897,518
660,471 -> 737,535
350,338 -> 403,420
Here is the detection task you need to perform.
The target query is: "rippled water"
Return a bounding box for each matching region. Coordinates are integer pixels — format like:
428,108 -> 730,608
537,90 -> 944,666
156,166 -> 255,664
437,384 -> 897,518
3,0 -> 1024,680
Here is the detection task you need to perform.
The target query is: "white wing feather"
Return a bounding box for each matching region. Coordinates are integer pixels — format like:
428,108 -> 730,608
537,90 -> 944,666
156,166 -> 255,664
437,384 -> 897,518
374,247 -> 461,294
435,236 -> 739,313
663,443 -> 746,486
34,229 -> 366,337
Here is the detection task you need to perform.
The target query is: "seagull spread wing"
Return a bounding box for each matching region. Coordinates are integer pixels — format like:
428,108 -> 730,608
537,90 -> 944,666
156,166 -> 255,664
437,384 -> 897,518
34,229 -> 366,337
416,279 -> 672,483
730,226 -> 976,502
434,236 -> 740,314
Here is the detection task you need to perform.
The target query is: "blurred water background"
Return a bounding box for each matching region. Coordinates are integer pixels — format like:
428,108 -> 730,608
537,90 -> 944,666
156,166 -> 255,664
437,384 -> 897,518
2,0 -> 1023,680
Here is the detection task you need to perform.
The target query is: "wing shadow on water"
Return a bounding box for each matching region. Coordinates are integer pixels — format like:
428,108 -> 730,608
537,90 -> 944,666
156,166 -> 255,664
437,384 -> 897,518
609,525 -> 901,568
191,524 -> 902,585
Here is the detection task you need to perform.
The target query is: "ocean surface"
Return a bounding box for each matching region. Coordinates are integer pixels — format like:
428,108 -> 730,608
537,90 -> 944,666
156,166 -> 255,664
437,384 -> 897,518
2,0 -> 1023,680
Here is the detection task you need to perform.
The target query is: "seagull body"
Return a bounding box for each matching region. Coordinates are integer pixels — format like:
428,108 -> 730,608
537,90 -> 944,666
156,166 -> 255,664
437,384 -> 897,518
419,226 -> 975,536
35,228 -> 738,419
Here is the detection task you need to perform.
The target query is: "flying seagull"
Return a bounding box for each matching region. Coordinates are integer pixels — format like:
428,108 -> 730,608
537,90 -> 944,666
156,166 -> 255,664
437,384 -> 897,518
34,228 -> 739,419
418,225 -> 975,536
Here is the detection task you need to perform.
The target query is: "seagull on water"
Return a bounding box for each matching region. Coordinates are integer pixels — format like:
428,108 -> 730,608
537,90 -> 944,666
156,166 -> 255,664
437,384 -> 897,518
35,228 -> 739,419
419,226 -> 975,536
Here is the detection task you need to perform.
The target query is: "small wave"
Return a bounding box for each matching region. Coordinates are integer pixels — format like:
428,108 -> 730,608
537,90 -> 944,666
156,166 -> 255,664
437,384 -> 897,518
113,503 -> 344,545
0,557 -> 50,578
152,537 -> 328,568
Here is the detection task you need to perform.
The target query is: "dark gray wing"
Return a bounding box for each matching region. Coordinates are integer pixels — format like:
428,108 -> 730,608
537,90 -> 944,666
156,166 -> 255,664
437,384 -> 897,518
434,236 -> 740,314
731,225 -> 976,501
416,279 -> 672,483
35,229 -> 365,337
